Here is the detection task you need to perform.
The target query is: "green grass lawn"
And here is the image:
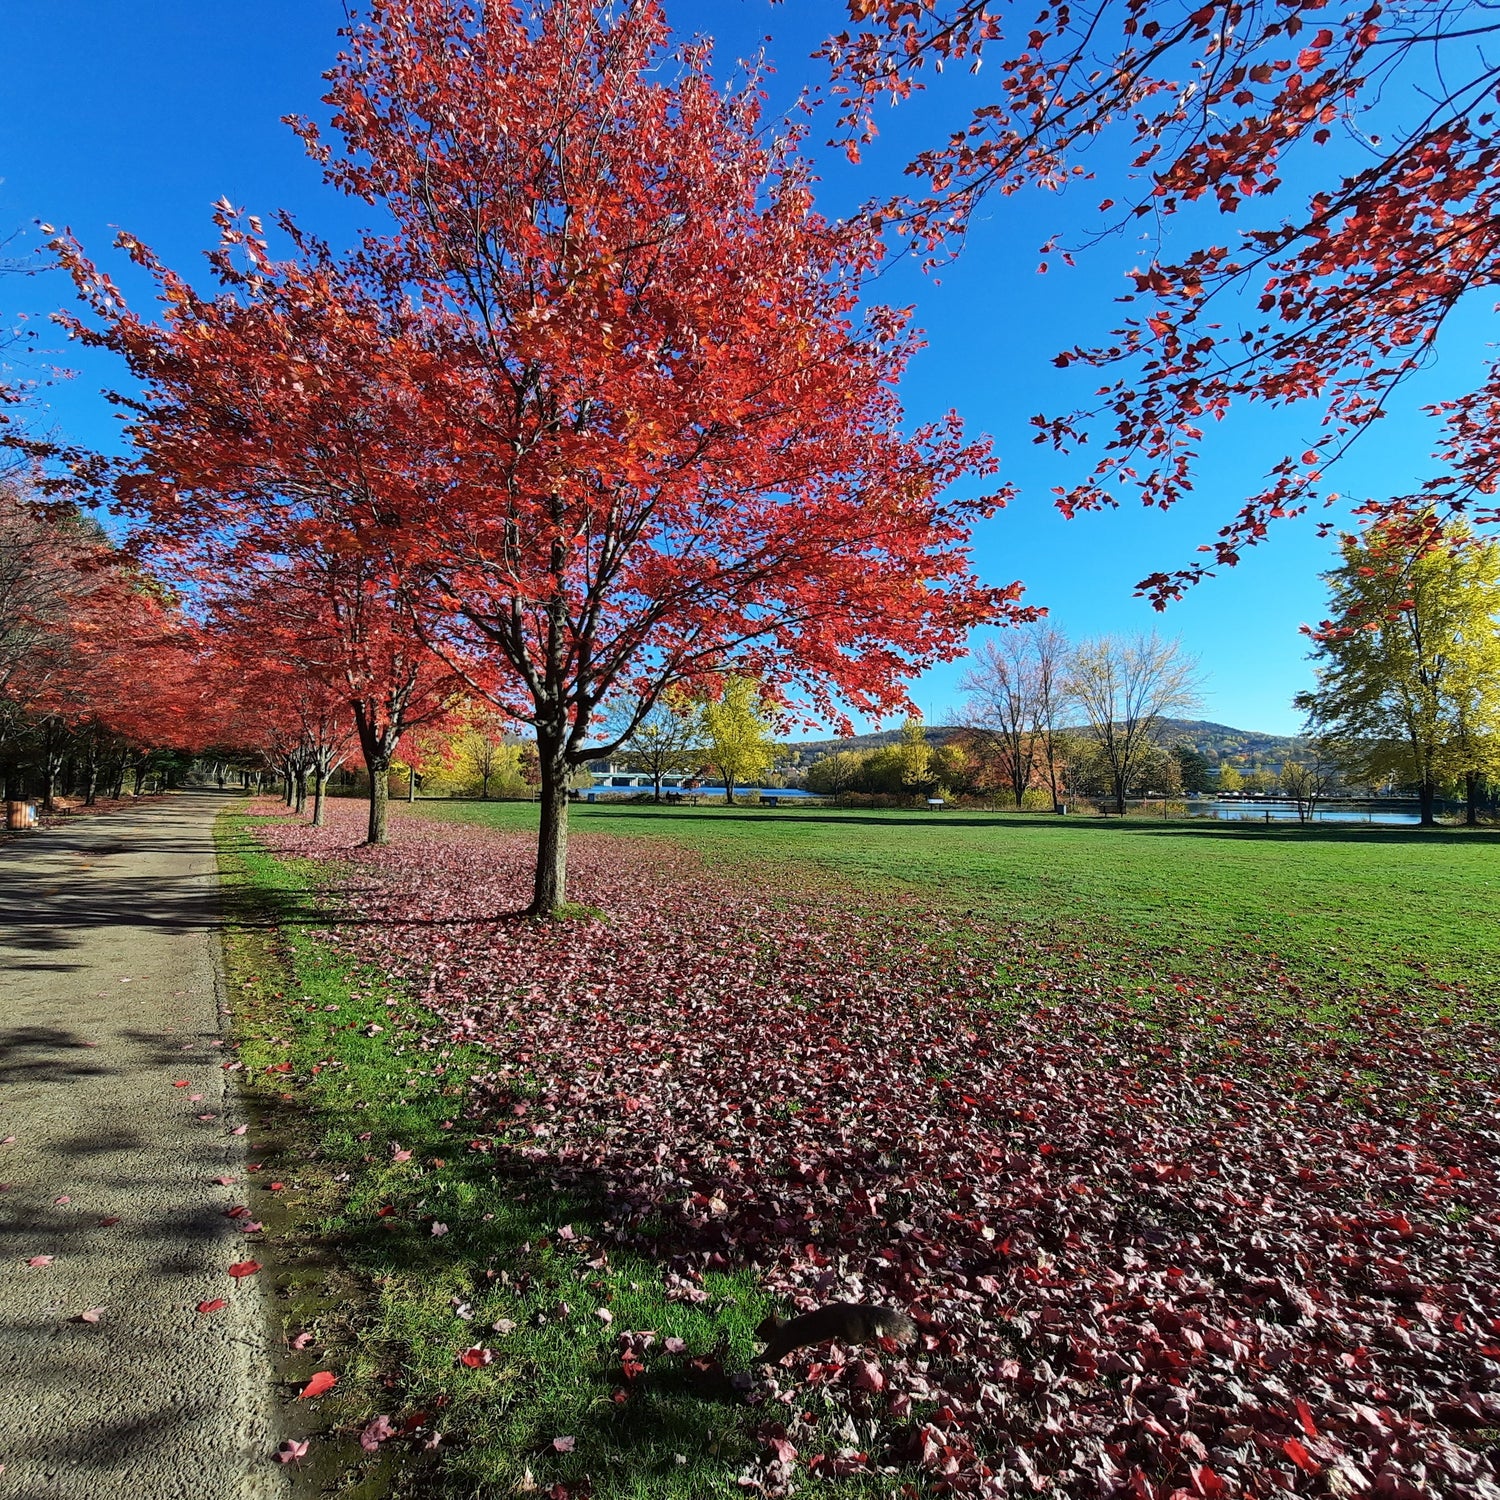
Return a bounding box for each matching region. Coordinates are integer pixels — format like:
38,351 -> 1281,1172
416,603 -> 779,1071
413,799 -> 1500,1000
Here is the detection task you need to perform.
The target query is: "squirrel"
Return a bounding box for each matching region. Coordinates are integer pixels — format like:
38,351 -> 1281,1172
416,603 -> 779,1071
756,1303 -> 918,1365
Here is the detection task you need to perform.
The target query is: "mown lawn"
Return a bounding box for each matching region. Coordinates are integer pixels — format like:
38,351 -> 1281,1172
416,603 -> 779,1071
413,799 -> 1500,1001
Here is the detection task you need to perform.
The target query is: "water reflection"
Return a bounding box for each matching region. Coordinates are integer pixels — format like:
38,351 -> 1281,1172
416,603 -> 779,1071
1188,799 -> 1422,825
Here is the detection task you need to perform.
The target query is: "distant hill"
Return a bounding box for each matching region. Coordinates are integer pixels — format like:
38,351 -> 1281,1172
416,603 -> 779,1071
783,718 -> 1303,770
1152,719 -> 1303,768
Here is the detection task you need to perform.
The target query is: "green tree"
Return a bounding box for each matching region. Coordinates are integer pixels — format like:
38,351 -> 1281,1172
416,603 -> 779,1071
1279,746 -> 1342,825
700,676 -> 777,806
1171,743 -> 1214,794
804,747 -> 870,797
1297,519 -> 1500,826
1217,763 -> 1244,794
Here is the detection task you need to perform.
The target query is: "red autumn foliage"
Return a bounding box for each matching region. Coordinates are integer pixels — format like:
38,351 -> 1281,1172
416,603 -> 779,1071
258,800 -> 1500,1497
52,0 -> 1027,909
0,481 -> 217,803
818,1 -> 1500,600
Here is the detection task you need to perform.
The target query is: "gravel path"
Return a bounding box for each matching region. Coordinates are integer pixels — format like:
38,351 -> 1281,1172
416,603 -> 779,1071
0,793 -> 284,1500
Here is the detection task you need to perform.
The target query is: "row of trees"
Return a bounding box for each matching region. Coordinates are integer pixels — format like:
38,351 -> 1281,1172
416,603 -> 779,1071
10,1 -> 1500,869
613,677 -> 780,804
0,483 -> 208,808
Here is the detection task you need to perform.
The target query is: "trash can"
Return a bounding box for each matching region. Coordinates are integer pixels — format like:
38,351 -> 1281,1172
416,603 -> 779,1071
5,800 -> 37,830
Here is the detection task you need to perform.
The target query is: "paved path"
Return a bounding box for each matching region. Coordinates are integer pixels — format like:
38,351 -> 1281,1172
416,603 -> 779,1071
0,793 -> 284,1500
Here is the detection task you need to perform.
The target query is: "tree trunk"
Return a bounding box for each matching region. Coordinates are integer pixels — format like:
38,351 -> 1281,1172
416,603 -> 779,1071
530,746 -> 570,915
1418,778 -> 1437,826
408,770 -> 417,803
133,761 -> 146,796
1466,771 -> 1479,827
41,750 -> 63,812
84,755 -> 98,806
724,771 -> 737,806
312,765 -> 328,828
295,765 -> 308,814
367,761 -> 391,845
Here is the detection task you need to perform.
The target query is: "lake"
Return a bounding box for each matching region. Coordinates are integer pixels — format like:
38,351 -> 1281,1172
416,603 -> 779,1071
1187,799 -> 1423,826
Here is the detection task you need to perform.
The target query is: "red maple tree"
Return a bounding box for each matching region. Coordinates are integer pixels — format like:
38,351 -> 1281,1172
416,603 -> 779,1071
56,0 -> 1029,910
821,0 -> 1500,600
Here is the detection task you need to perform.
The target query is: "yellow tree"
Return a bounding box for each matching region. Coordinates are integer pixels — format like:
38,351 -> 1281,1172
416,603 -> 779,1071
1297,519 -> 1500,826
700,676 -> 777,806
895,716 -> 935,798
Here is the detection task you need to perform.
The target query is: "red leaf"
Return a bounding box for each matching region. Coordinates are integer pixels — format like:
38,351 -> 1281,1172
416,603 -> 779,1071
197,1299 -> 228,1315
227,1259 -> 262,1278
299,1370 -> 338,1399
1282,1438 -> 1319,1475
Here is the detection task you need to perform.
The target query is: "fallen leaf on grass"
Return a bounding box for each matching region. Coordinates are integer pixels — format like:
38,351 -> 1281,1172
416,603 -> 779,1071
25,1255 -> 53,1268
431,1221 -> 448,1237
459,1346 -> 494,1368
274,1439 -> 309,1464
227,1260 -> 261,1278
74,1308 -> 104,1324
97,1216 -> 121,1227
54,1195 -> 70,1205
360,1415 -> 396,1451
298,1371 -> 337,1399
197,1299 -> 228,1315
289,1331 -> 314,1350
211,1176 -> 236,1187
230,1125 -> 248,1136
552,1436 -> 576,1453
172,1080 -> 190,1088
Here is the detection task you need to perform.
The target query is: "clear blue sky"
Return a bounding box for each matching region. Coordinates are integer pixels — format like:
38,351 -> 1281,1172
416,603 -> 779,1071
2,1 -> 1486,734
